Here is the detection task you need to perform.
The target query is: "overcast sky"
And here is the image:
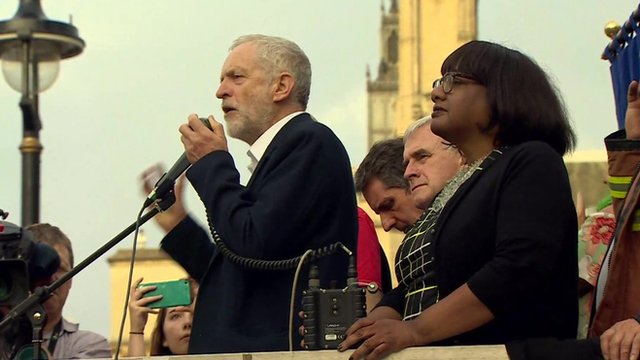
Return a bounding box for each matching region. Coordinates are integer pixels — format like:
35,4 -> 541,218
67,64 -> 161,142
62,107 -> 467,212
0,0 -> 635,339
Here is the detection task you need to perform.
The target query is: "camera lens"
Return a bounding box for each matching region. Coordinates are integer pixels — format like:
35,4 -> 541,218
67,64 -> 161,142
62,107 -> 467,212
0,260 -> 29,307
0,270 -> 14,302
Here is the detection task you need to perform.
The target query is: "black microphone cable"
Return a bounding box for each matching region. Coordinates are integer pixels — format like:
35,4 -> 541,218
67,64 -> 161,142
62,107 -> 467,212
113,203 -> 146,360
205,209 -> 352,270
202,212 -> 354,352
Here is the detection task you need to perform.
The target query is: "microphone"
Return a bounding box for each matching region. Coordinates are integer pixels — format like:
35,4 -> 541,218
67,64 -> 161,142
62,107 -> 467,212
143,153 -> 189,208
144,117 -> 212,207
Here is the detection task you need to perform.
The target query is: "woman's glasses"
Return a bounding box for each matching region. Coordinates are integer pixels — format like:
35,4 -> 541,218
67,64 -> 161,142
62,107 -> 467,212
432,72 -> 479,94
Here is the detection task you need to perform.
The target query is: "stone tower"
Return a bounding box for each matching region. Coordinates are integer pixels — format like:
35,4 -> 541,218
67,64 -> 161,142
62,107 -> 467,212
366,0 -> 399,149
394,0 -> 477,135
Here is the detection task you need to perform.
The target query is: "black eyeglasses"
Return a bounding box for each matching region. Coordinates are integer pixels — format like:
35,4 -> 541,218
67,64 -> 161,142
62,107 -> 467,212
432,72 -> 478,94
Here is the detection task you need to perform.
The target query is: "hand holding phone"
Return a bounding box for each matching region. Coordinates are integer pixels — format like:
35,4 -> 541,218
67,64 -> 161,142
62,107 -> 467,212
139,279 -> 191,309
129,278 -> 161,333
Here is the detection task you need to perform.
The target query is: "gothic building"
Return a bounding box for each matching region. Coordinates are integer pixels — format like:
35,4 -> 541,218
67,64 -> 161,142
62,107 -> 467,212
367,0 -> 478,146
366,0 -> 399,148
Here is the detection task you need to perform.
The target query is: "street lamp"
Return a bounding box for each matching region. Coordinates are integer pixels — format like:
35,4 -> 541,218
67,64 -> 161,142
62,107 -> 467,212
0,0 -> 84,226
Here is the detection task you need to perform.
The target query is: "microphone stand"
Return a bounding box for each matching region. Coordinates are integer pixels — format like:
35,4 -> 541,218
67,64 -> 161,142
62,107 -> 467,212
0,193 -> 176,359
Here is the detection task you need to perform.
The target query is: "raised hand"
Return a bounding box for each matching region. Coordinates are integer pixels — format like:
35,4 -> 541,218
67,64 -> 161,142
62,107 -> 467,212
626,80 -> 640,140
128,277 -> 161,333
140,166 -> 188,232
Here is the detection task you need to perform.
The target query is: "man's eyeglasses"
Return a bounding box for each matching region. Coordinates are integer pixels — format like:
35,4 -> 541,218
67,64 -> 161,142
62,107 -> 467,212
432,72 -> 478,94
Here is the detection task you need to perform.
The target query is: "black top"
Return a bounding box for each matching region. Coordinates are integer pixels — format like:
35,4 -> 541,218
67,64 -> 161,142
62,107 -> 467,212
161,113 -> 358,354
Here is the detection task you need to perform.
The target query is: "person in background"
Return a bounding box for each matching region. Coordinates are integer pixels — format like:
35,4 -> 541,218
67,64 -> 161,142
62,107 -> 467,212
596,79 -> 640,360
341,40 -> 578,360
576,194 -> 615,339
355,138 -> 423,233
353,123 -> 462,312
127,277 -> 198,356
402,117 -> 464,211
27,224 -> 112,359
354,119 -> 462,233
504,76 -> 640,360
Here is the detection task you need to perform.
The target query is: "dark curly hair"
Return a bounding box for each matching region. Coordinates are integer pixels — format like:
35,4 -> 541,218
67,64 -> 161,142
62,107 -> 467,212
355,138 -> 409,193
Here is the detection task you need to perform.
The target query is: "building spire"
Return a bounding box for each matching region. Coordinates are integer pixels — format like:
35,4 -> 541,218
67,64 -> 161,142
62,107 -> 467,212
389,0 -> 398,13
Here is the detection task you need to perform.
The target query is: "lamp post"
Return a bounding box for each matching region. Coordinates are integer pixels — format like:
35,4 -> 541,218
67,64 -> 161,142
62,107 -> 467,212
0,0 -> 84,226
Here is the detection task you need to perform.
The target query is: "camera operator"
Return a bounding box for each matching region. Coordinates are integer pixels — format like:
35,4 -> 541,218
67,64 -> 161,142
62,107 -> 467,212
26,224 -> 111,359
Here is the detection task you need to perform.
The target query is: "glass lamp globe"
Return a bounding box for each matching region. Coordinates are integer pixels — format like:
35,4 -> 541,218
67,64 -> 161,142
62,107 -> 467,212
1,43 -> 60,94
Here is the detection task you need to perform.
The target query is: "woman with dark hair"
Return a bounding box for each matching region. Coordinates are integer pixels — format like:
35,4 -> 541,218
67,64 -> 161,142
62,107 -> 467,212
146,305 -> 193,355
339,40 -> 578,360
127,277 -> 196,356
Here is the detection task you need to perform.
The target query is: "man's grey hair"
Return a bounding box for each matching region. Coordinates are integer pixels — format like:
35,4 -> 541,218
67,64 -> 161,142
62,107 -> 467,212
231,34 -> 312,107
403,116 -> 431,143
403,116 -> 459,155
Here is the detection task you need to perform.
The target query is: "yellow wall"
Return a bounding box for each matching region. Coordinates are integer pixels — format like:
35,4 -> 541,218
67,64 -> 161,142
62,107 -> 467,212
395,0 -> 477,135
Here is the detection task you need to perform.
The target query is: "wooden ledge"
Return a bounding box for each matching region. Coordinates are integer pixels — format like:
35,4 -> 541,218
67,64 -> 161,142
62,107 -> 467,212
120,344 -> 508,360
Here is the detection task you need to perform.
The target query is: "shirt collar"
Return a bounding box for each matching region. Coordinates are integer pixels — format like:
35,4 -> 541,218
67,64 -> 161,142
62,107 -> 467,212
43,318 -> 78,340
61,317 -> 79,333
246,111 -> 304,174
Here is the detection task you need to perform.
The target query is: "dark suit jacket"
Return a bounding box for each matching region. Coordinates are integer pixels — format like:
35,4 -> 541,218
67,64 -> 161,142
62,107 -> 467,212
438,141 -> 578,344
161,113 -> 357,354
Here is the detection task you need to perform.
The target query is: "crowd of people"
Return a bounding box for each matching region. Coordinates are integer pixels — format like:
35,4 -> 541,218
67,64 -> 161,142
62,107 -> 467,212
2,32 -> 640,360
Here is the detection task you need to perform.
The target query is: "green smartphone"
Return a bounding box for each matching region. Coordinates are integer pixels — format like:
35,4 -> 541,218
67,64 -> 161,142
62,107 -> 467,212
139,279 -> 191,309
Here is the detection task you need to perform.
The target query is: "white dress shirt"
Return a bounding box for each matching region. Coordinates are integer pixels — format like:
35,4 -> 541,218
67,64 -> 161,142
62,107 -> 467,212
246,111 -> 304,174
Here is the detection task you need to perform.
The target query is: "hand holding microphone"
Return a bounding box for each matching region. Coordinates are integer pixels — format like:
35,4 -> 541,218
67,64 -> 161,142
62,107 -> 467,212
144,115 -> 219,207
180,114 -> 227,163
